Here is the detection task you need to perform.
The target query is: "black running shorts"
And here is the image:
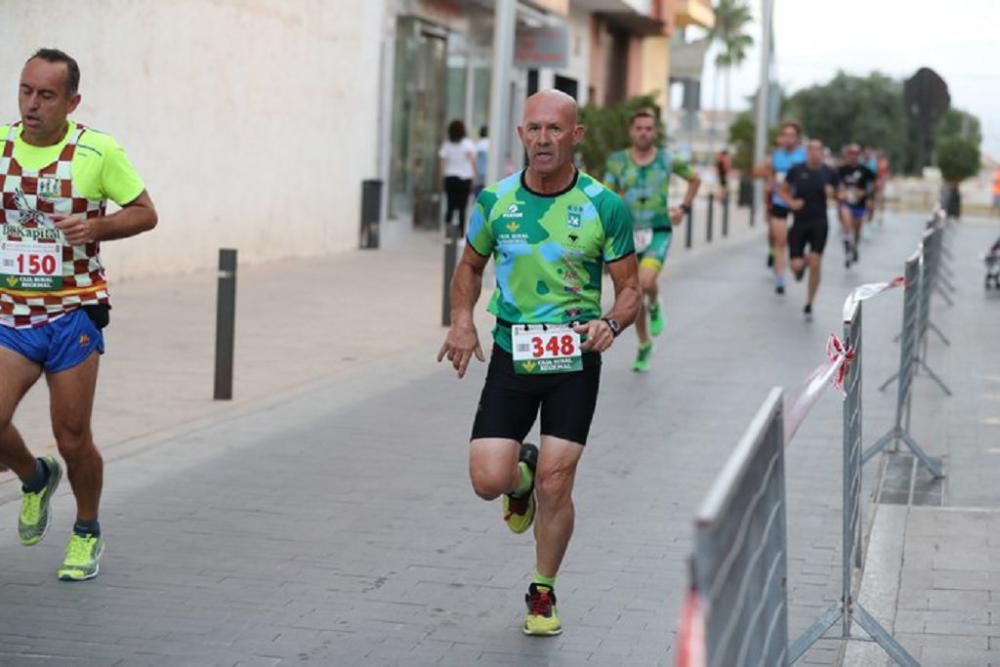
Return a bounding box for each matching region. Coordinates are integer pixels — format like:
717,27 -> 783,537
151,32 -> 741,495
770,204 -> 791,220
788,220 -> 829,258
471,344 -> 601,446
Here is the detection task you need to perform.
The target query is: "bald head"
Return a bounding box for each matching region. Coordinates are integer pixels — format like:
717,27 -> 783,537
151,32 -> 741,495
523,89 -> 578,125
518,89 -> 584,180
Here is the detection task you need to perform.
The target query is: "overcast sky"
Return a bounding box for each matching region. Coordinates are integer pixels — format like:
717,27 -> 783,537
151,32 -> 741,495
689,0 -> 1000,159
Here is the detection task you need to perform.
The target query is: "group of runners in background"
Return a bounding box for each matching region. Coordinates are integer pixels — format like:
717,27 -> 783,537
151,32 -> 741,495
757,121 -> 890,318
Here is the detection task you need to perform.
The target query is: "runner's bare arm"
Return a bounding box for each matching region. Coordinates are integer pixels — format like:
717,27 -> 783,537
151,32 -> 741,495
779,182 -> 803,210
752,156 -> 772,180
438,245 -> 489,378
670,170 -> 702,224
681,171 -> 701,208
578,255 -> 639,353
52,190 -> 157,245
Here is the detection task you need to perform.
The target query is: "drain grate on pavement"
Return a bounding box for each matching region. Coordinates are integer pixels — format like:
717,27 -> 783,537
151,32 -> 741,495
876,451 -> 944,506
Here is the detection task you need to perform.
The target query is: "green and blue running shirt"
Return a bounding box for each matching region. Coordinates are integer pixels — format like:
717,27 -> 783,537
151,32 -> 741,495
603,148 -> 693,231
466,170 -> 634,353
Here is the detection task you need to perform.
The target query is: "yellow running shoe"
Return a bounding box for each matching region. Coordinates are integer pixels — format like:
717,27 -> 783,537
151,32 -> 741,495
18,456 -> 62,546
58,532 -> 104,582
502,443 -> 538,534
523,583 -> 562,636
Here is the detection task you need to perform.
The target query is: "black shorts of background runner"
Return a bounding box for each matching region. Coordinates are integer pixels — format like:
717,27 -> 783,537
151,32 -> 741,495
443,176 -> 473,232
471,344 -> 601,446
789,220 -> 829,259
770,204 -> 791,220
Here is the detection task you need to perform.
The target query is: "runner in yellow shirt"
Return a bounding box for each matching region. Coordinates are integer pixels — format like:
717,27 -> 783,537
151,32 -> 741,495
0,49 -> 157,581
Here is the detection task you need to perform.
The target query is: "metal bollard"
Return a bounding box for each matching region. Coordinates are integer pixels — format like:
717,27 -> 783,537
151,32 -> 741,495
722,191 -> 730,237
213,248 -> 238,401
441,223 -> 461,327
706,193 -> 714,243
684,202 -> 693,249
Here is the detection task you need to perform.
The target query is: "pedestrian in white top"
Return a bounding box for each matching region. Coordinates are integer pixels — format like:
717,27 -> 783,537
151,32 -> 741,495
439,119 -> 477,233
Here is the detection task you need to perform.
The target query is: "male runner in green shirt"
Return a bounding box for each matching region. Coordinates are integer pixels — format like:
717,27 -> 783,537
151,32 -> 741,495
438,89 -> 639,636
604,110 -> 700,372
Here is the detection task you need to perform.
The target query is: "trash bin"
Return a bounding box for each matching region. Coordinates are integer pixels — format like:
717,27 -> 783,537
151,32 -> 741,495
738,178 -> 754,207
359,179 -> 382,249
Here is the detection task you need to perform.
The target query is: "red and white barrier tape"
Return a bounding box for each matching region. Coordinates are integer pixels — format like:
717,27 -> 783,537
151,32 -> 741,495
784,277 -> 904,444
841,276 -> 905,322
676,587 -> 707,667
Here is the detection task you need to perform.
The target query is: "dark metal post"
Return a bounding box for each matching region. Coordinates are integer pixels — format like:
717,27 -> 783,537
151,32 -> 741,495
722,190 -> 730,237
442,223 -> 461,326
214,248 -> 237,401
706,193 -> 714,243
359,179 -> 382,249
685,201 -> 694,249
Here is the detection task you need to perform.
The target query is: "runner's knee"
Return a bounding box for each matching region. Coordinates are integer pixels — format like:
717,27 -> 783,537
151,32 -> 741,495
56,438 -> 100,469
535,466 -> 575,507
640,273 -> 658,294
52,423 -> 95,461
470,463 -> 517,500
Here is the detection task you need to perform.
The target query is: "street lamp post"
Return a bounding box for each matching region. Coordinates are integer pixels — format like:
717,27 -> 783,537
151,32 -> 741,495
752,0 -> 774,227
487,0 -> 517,186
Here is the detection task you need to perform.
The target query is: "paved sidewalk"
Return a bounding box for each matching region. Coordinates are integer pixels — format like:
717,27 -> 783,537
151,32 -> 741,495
0,209 -> 943,665
843,215 -> 1000,666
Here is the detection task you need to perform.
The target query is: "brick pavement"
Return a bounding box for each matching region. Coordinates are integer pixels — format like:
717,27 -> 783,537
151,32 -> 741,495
843,215 -> 1000,667
0,209 -> 942,665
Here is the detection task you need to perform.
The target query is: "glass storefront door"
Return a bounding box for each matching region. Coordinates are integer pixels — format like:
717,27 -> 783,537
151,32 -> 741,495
389,17 -> 448,227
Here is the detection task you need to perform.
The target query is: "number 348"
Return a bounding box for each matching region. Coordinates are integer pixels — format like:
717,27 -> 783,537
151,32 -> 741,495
531,335 -> 576,358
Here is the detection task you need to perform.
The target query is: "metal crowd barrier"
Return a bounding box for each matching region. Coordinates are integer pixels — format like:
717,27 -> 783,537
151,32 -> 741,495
790,300 -> 920,666
865,251 -> 945,477
881,228 -> 952,396
680,295 -> 922,666
921,222 -> 955,336
687,388 -> 790,667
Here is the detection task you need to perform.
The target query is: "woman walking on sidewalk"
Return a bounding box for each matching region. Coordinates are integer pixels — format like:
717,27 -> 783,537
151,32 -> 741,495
439,119 -> 477,234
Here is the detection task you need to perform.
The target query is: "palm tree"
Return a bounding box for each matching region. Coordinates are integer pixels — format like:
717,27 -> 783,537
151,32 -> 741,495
708,0 -> 754,116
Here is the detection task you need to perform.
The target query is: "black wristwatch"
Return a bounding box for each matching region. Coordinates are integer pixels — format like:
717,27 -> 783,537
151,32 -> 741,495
679,202 -> 692,215
602,318 -> 621,337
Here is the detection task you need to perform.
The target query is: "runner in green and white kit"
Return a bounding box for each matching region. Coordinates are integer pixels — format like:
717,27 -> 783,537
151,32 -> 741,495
604,110 -> 700,372
438,90 -> 640,637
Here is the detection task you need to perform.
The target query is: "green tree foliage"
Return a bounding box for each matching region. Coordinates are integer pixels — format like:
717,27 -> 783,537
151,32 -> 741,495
779,71 -> 983,175
578,94 -> 664,180
782,72 -> 909,168
728,111 -> 779,175
728,112 -> 754,172
936,137 -> 980,183
708,0 -> 754,113
936,108 -> 982,147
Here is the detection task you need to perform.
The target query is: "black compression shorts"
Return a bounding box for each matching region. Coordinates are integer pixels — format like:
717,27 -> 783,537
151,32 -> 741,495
471,344 -> 601,446
770,204 -> 791,220
789,220 -> 829,258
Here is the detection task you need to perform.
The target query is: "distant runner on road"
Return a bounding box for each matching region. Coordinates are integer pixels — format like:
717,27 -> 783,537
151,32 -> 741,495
756,121 -> 806,294
603,109 -> 700,372
780,139 -> 838,319
837,144 -> 877,268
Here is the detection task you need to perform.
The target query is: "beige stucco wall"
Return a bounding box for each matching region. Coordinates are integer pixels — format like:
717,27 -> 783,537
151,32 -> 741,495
639,36 -> 670,110
2,0 -> 385,280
